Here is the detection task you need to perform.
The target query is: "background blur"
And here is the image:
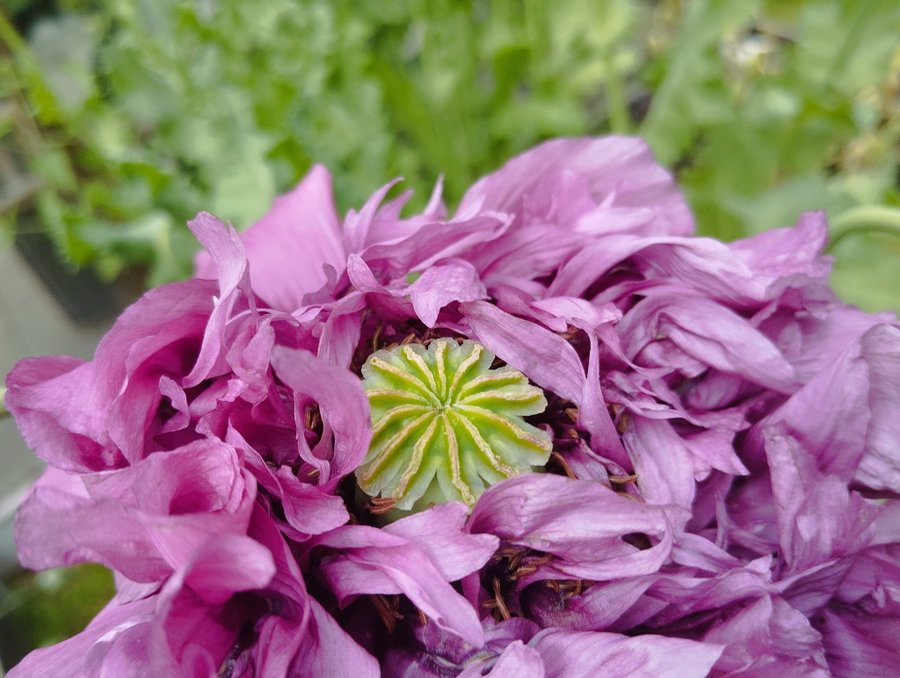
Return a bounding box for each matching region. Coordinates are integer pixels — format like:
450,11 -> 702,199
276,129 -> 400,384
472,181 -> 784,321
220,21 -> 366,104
1,0 -> 898,671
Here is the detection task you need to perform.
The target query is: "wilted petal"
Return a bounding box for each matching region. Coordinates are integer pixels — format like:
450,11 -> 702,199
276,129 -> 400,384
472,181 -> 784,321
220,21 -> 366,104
150,534 -> 275,673
293,597 -> 380,677
362,215 -> 510,280
185,212 -> 255,387
853,324 -> 900,492
623,417 -> 696,508
197,165 -> 345,310
703,595 -> 827,675
469,475 -> 684,581
461,300 -> 629,466
384,503 -> 498,581
458,641 -> 545,678
617,293 -> 797,393
15,443 -> 256,581
408,259 -> 488,327
270,346 -> 372,485
461,301 -> 584,404
532,629 -> 723,678
5,357 -> 116,471
763,427 -> 878,571
819,607 -> 900,675
315,524 -> 485,646
457,137 -> 692,237
276,467 -> 350,538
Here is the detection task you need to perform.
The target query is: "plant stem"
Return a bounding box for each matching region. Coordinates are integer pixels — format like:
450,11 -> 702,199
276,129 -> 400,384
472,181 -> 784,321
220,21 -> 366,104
828,205 -> 900,250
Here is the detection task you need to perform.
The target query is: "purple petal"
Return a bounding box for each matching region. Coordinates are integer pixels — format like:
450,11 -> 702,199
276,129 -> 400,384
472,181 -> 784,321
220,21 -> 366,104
362,214 -> 510,280
469,474 -> 684,581
407,259 -> 488,327
703,595 -> 827,675
532,629 -> 723,678
763,427 -> 878,571
461,300 -> 586,404
151,535 -> 275,673
185,212 -> 255,387
315,524 -> 485,646
458,641 -> 545,678
616,293 -> 797,393
270,346 -> 371,486
820,607 -> 900,675
853,325 -> 900,492
623,417 -> 696,508
275,467 -> 350,537
181,533 -> 275,605
15,443 -> 256,581
384,502 -> 499,581
197,165 -> 345,310
295,597 -> 381,677
343,177 -> 403,253
5,278 -> 215,468
457,137 -> 693,237
5,357 -> 117,471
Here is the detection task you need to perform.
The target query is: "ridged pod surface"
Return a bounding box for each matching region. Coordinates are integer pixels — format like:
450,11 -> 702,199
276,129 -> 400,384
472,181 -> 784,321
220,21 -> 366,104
356,339 -> 552,511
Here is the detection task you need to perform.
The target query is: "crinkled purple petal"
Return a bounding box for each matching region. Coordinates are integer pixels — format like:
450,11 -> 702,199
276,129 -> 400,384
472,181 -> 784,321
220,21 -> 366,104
763,427 -> 878,571
383,502 -> 499,581
457,137 -> 693,237
407,258 -> 488,327
532,628 -> 723,678
623,417 -> 697,508
343,177 -> 403,253
5,357 -> 117,471
15,442 -> 255,581
703,595 -> 827,675
270,346 -> 371,486
185,212 -> 256,387
196,164 -> 345,310
617,293 -> 797,392
461,301 -> 584,404
149,534 -> 275,674
275,466 -> 350,538
293,597 -> 381,677
853,324 -> 900,492
820,606 -> 900,676
469,475 -> 684,581
362,214 -> 510,280
314,522 -> 486,646
461,301 -> 629,465
458,641 -> 545,678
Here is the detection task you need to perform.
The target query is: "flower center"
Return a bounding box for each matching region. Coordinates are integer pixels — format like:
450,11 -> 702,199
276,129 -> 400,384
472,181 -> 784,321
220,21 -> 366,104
356,338 -> 552,511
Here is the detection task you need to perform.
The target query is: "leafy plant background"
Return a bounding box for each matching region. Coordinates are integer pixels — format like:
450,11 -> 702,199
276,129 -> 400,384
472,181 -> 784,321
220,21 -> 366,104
0,0 -> 898,666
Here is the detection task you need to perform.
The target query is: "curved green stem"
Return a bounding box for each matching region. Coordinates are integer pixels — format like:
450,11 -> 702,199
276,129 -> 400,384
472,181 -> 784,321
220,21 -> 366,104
827,205 -> 900,251
0,386 -> 9,421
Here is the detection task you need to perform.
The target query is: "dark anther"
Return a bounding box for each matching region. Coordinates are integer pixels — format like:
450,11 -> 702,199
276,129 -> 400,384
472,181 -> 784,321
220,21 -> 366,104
492,577 -> 511,620
371,595 -> 404,633
551,451 -> 577,479
609,473 -> 639,484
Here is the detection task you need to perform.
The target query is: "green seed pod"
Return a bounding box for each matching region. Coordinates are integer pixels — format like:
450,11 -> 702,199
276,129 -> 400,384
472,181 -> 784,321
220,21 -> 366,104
357,338 -> 552,511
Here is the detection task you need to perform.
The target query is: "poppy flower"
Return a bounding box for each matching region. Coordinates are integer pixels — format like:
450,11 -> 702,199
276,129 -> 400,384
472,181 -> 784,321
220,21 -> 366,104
7,137 -> 899,676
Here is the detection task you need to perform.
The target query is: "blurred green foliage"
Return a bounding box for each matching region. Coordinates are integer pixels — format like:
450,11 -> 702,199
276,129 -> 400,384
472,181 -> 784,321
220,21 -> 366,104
1,0 -> 898,307
0,564 -> 115,669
